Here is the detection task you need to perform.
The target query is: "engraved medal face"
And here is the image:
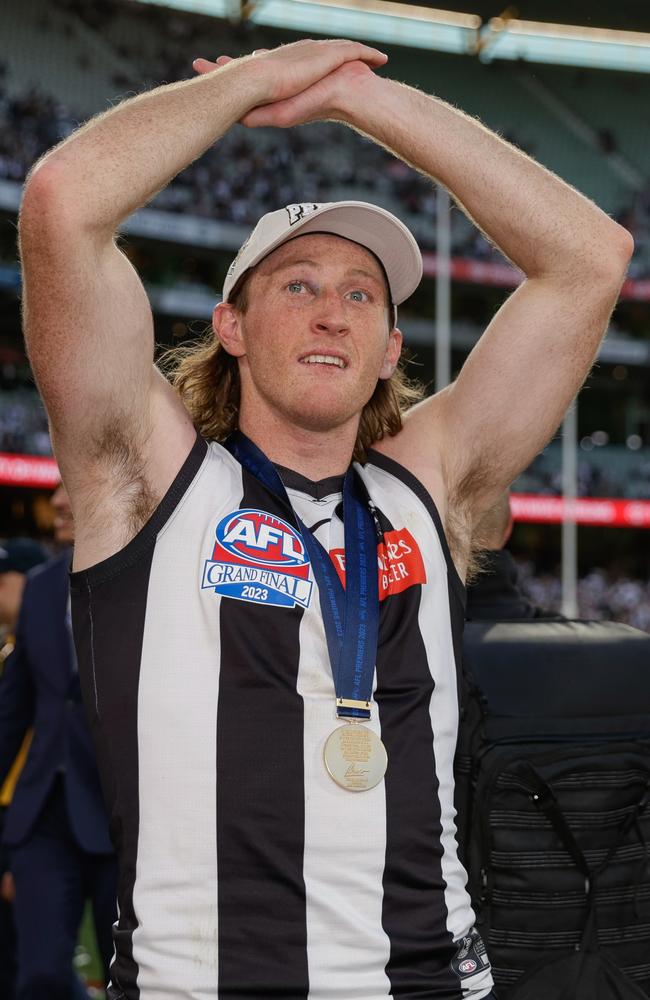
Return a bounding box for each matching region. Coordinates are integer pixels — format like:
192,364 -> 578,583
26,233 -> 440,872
323,724 -> 388,792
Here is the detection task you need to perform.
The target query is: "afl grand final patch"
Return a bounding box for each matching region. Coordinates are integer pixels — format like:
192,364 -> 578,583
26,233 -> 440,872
202,509 -> 313,609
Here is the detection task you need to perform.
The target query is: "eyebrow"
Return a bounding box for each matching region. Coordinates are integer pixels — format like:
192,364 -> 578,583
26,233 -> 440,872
268,258 -> 384,286
267,258 -> 319,274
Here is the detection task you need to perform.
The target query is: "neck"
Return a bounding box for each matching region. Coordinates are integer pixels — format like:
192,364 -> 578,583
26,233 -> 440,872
238,406 -> 358,481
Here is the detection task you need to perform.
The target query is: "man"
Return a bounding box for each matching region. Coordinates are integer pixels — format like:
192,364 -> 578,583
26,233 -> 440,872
0,485 -> 118,1000
0,538 -> 48,1000
18,38 -> 631,1000
466,492 -> 561,620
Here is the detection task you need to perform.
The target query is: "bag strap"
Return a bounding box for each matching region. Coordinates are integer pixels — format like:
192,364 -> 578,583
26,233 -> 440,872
523,765 -> 650,951
523,765 -> 591,885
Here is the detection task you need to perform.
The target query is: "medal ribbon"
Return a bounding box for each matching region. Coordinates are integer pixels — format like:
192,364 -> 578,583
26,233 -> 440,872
225,431 -> 379,721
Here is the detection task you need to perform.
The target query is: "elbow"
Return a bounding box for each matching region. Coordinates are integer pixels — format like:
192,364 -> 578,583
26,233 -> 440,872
543,223 -> 634,291
20,154 -> 93,247
597,222 -> 634,286
611,222 -> 634,271
20,157 -> 68,243
565,222 -> 634,294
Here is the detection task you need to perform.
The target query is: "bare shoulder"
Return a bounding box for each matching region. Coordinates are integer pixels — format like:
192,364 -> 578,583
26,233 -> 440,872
64,368 -> 198,572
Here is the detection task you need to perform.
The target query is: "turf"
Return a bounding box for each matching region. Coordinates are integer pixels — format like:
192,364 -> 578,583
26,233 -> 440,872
74,903 -> 106,999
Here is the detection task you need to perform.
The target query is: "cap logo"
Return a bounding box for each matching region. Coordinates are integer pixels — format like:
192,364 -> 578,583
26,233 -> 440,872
286,203 -> 321,226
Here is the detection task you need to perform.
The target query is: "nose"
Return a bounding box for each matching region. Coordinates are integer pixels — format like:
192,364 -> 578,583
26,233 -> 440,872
311,290 -> 350,337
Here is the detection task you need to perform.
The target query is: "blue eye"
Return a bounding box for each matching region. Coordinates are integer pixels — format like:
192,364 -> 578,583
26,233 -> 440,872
287,281 -> 306,294
348,290 -> 368,302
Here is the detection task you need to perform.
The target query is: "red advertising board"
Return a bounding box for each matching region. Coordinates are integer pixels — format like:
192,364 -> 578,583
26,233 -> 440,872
0,452 -> 60,489
510,493 -> 650,528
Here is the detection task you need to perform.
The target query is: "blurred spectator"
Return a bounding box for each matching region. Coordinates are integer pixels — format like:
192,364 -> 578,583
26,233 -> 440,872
0,486 -> 117,1000
0,539 -> 48,1000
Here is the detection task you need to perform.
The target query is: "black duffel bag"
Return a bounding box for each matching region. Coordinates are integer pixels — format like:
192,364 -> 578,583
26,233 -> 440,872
455,619 -> 650,998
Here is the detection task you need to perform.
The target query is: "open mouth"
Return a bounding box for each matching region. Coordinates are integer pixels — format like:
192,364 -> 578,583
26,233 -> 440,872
299,354 -> 347,369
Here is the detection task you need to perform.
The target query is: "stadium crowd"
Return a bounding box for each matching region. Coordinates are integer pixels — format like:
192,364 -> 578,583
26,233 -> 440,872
0,68 -> 443,244
517,561 -> 650,632
0,53 -> 639,283
0,391 -> 51,457
517,452 -> 650,500
5,65 -> 650,275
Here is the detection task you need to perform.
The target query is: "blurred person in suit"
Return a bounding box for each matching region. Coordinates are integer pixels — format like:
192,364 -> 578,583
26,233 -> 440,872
0,485 -> 118,1000
466,491 -> 560,621
0,538 -> 48,1000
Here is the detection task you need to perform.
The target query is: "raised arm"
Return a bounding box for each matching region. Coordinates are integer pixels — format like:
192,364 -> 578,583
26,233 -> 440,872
18,41 -> 387,566
239,61 -> 633,565
344,78 -> 632,505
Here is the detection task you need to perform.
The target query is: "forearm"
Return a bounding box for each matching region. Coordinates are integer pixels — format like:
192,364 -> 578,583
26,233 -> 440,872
343,77 -> 630,278
23,60 -> 262,236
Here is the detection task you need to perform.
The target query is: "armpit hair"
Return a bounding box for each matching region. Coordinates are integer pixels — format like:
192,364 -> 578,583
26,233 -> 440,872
86,417 -> 159,540
445,453 -> 494,586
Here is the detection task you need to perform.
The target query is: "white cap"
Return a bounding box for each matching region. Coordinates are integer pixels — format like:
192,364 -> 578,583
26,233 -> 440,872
222,201 -> 423,312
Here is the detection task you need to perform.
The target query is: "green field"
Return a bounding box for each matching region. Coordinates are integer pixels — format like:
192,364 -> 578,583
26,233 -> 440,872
74,903 -> 106,999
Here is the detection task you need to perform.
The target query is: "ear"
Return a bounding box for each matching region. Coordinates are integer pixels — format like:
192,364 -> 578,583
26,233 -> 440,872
379,327 -> 403,380
213,302 -> 246,358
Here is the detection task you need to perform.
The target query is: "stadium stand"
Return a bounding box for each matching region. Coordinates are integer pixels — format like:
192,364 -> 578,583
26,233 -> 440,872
517,445 -> 650,500
3,0 -> 650,260
517,561 -> 650,632
0,390 -> 50,457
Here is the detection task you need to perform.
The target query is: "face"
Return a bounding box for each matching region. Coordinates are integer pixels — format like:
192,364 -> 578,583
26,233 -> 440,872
214,234 -> 402,436
50,484 -> 74,544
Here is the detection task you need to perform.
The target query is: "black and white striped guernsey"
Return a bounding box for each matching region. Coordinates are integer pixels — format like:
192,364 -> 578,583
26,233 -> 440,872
70,433 -> 494,1000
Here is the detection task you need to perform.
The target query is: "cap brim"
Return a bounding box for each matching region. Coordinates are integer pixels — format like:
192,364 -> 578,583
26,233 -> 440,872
226,201 -> 422,307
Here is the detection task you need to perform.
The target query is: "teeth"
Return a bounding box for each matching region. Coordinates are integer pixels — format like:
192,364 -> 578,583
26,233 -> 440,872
301,354 -> 345,368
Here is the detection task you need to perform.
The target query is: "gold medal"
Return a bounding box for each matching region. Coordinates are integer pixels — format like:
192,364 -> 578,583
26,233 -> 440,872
323,723 -> 388,792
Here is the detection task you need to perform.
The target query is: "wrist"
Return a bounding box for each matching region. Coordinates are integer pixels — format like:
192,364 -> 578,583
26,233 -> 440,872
219,58 -> 275,115
335,72 -> 389,127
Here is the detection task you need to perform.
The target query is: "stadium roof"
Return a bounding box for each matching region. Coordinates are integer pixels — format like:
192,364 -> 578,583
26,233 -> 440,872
420,3 -> 650,35
133,0 -> 650,72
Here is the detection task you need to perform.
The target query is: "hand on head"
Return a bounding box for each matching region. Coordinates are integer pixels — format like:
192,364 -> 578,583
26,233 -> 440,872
192,39 -> 387,129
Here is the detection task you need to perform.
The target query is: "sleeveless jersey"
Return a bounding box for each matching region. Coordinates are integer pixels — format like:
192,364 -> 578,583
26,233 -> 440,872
70,435 -> 494,1000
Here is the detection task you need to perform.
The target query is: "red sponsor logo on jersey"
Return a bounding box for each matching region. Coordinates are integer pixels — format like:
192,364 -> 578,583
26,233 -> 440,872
330,527 -> 426,600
